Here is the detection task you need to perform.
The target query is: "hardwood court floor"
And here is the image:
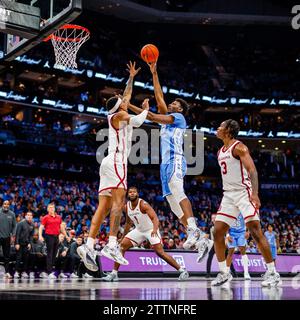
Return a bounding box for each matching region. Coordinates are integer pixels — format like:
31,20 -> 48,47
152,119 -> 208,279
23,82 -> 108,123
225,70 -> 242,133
0,277 -> 298,300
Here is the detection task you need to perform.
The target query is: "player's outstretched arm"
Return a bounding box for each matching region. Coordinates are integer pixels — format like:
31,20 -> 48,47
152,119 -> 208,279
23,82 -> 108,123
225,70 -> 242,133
132,98 -> 175,125
148,62 -> 168,115
128,99 -> 174,125
140,200 -> 159,237
113,107 -> 149,128
122,61 -> 141,102
128,99 -> 174,124
233,143 -> 261,209
143,98 -> 174,124
128,103 -> 143,115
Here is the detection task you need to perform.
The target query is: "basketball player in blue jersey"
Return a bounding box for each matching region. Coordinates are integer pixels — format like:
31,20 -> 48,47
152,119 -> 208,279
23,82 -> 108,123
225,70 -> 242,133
226,213 -> 251,280
264,224 -> 278,263
128,62 -> 211,258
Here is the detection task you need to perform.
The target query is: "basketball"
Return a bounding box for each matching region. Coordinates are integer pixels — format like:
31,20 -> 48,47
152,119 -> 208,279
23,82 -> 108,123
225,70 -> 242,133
140,44 -> 159,63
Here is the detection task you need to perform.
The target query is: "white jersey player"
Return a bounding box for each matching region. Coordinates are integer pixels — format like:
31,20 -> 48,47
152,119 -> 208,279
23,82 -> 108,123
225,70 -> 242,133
212,119 -> 281,287
102,186 -> 189,281
78,61 -> 149,270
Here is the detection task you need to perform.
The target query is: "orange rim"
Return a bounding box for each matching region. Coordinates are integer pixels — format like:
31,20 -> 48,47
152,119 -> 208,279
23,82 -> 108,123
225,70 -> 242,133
44,24 -> 90,42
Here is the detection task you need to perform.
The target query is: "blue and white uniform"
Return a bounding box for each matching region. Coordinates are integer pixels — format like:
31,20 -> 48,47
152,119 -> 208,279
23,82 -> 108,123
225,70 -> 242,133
227,213 -> 247,248
264,231 -> 277,260
160,113 -> 187,218
160,112 -> 187,196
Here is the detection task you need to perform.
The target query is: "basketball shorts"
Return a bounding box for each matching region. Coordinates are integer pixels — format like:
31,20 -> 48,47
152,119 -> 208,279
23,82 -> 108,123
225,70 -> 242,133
125,229 -> 162,246
160,158 -> 187,198
216,189 -> 260,227
227,233 -> 247,249
98,154 -> 127,196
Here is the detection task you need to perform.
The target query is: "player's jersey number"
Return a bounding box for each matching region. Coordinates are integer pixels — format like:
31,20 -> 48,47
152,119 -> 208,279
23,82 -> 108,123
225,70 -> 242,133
220,161 -> 227,174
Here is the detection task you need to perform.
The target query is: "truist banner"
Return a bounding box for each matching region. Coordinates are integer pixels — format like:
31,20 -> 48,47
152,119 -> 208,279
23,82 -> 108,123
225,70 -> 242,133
99,250 -> 300,273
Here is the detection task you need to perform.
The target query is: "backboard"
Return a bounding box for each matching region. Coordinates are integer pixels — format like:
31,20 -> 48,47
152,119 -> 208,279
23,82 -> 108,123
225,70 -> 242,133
0,0 -> 82,61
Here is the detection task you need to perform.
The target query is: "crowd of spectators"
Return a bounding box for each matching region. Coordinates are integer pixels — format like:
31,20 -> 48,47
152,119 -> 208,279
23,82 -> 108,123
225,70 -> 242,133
0,118 -> 96,156
1,116 -> 299,181
0,175 -> 299,257
1,143 -> 299,182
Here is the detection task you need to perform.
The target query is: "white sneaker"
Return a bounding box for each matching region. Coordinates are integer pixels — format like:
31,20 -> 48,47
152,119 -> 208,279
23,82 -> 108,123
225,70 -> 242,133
101,245 -> 128,265
59,273 -> 68,279
77,244 -> 98,272
244,272 -> 251,280
197,238 -> 214,263
70,273 -> 79,279
29,272 -> 35,279
183,227 -> 202,250
212,272 -> 233,286
261,272 -> 268,281
102,272 -> 119,282
48,272 -> 57,279
39,272 -> 49,279
5,273 -> 12,279
261,271 -> 281,287
178,269 -> 189,281
83,273 -> 94,279
21,272 -> 29,279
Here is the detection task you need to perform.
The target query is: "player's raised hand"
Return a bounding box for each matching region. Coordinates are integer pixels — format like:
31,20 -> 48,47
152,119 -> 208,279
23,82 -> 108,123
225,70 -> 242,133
147,61 -> 157,74
126,61 -> 141,77
142,98 -> 150,111
250,193 -> 261,209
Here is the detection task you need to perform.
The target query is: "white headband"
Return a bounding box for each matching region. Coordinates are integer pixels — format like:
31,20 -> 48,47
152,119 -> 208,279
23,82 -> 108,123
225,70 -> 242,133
108,97 -> 122,114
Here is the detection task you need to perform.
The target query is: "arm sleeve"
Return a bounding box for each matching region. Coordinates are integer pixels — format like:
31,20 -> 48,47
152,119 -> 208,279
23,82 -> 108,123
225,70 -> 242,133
172,113 -> 186,128
128,110 -> 148,128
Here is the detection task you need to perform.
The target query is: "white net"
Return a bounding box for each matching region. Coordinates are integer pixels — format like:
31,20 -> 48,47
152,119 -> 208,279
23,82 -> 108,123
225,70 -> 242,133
49,25 -> 90,70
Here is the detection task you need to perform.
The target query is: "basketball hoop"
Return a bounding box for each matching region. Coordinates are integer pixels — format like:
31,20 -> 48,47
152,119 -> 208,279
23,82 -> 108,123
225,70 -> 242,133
44,24 -> 90,70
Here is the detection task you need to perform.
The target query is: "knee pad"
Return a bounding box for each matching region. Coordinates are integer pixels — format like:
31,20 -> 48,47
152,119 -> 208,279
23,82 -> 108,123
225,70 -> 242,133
168,178 -> 187,203
166,194 -> 184,219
